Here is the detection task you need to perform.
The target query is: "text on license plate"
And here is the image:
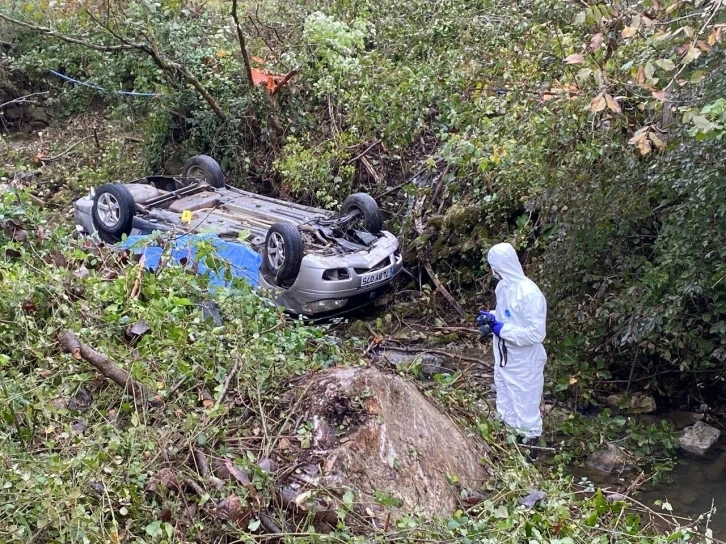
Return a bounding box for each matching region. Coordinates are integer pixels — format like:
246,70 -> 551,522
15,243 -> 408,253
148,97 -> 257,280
360,267 -> 393,287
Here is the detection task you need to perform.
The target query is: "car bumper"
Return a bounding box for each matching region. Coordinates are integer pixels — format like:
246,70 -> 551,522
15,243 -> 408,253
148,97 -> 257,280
258,233 -> 402,315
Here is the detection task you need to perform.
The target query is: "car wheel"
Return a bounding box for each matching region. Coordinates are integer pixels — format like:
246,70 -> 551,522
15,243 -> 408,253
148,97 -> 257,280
91,183 -> 136,244
341,193 -> 383,233
181,155 -> 226,188
264,222 -> 303,282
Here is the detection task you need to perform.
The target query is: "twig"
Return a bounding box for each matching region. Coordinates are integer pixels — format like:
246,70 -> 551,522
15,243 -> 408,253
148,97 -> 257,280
259,512 -> 282,534
346,139 -> 381,164
129,253 -> 146,299
666,0 -> 723,90
412,192 -> 465,318
58,330 -> 153,403
270,69 -> 299,97
264,383 -> 312,458
213,356 -> 241,411
231,0 -> 255,87
0,91 -> 49,110
422,257 -> 465,318
38,135 -> 94,163
192,447 -> 211,478
375,181 -> 409,199
92,128 -> 102,150
359,155 -> 383,184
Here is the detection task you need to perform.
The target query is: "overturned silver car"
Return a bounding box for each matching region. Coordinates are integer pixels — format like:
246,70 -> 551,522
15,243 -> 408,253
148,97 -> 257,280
73,155 -> 402,317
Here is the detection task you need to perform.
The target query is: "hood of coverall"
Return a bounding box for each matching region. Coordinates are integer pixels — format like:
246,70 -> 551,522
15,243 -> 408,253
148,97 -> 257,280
487,243 -> 525,283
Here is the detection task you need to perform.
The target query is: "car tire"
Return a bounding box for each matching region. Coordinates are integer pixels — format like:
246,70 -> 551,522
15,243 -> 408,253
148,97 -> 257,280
264,222 -> 303,282
91,183 -> 136,244
341,193 -> 383,233
181,155 -> 226,188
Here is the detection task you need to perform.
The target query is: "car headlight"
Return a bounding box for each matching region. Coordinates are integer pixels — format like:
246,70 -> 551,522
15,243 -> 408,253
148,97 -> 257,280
301,299 -> 348,314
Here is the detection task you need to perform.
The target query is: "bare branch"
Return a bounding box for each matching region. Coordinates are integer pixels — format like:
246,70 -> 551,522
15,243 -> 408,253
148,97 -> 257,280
0,12 -> 137,51
1,11 -> 227,121
0,91 -> 49,110
232,0 -> 255,87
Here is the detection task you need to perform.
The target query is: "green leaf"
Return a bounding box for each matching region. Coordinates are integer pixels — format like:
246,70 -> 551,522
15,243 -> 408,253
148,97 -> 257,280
691,115 -> 717,132
655,59 -> 676,71
493,505 -> 509,518
343,490 -> 355,507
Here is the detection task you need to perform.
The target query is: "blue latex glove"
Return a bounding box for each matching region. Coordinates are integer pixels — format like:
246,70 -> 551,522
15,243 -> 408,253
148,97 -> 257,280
476,310 -> 496,325
492,320 -> 504,336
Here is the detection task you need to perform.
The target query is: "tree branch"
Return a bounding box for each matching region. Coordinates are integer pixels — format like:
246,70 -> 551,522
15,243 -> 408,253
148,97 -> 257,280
0,12 -> 137,51
1,12 -> 227,121
0,91 -> 49,110
232,0 -> 255,87
58,330 -> 157,404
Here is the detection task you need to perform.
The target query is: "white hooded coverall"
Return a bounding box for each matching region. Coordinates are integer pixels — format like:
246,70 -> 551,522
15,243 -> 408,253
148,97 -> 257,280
487,243 -> 547,438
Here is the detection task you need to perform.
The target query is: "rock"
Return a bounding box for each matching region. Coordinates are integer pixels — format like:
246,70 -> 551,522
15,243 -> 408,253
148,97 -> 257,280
258,458 -> 278,473
377,350 -> 454,377
28,106 -> 50,125
586,443 -> 634,473
666,411 -> 704,430
680,421 -> 721,456
605,493 -> 627,503
605,393 -> 657,414
299,367 -> 487,521
2,105 -> 23,121
519,490 -> 547,507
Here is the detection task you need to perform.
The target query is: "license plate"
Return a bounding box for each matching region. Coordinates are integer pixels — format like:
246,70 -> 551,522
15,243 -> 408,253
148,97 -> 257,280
360,266 -> 393,287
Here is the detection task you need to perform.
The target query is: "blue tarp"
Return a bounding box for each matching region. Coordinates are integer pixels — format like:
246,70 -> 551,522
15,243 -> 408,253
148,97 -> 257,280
119,234 -> 261,289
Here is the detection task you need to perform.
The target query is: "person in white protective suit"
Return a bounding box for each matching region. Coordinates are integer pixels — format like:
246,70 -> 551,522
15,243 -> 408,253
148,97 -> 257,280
477,243 -> 547,454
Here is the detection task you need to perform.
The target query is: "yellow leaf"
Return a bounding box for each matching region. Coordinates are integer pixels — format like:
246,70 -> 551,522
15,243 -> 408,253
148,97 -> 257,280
680,44 -> 702,65
564,53 -> 585,64
569,376 -> 578,385
696,40 -> 712,52
652,90 -> 669,101
621,26 -> 638,38
637,136 -> 652,155
649,132 -> 666,150
636,65 -> 646,85
708,27 -> 722,46
605,93 -> 621,113
590,93 -> 607,113
628,127 -> 649,145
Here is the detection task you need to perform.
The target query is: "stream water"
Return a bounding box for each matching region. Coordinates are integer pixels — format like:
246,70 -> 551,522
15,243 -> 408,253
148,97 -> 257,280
571,442 -> 726,538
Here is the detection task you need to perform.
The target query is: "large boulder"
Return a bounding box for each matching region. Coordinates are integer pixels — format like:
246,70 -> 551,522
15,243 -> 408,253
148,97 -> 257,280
586,443 -> 634,473
294,366 -> 487,522
679,421 -> 721,456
